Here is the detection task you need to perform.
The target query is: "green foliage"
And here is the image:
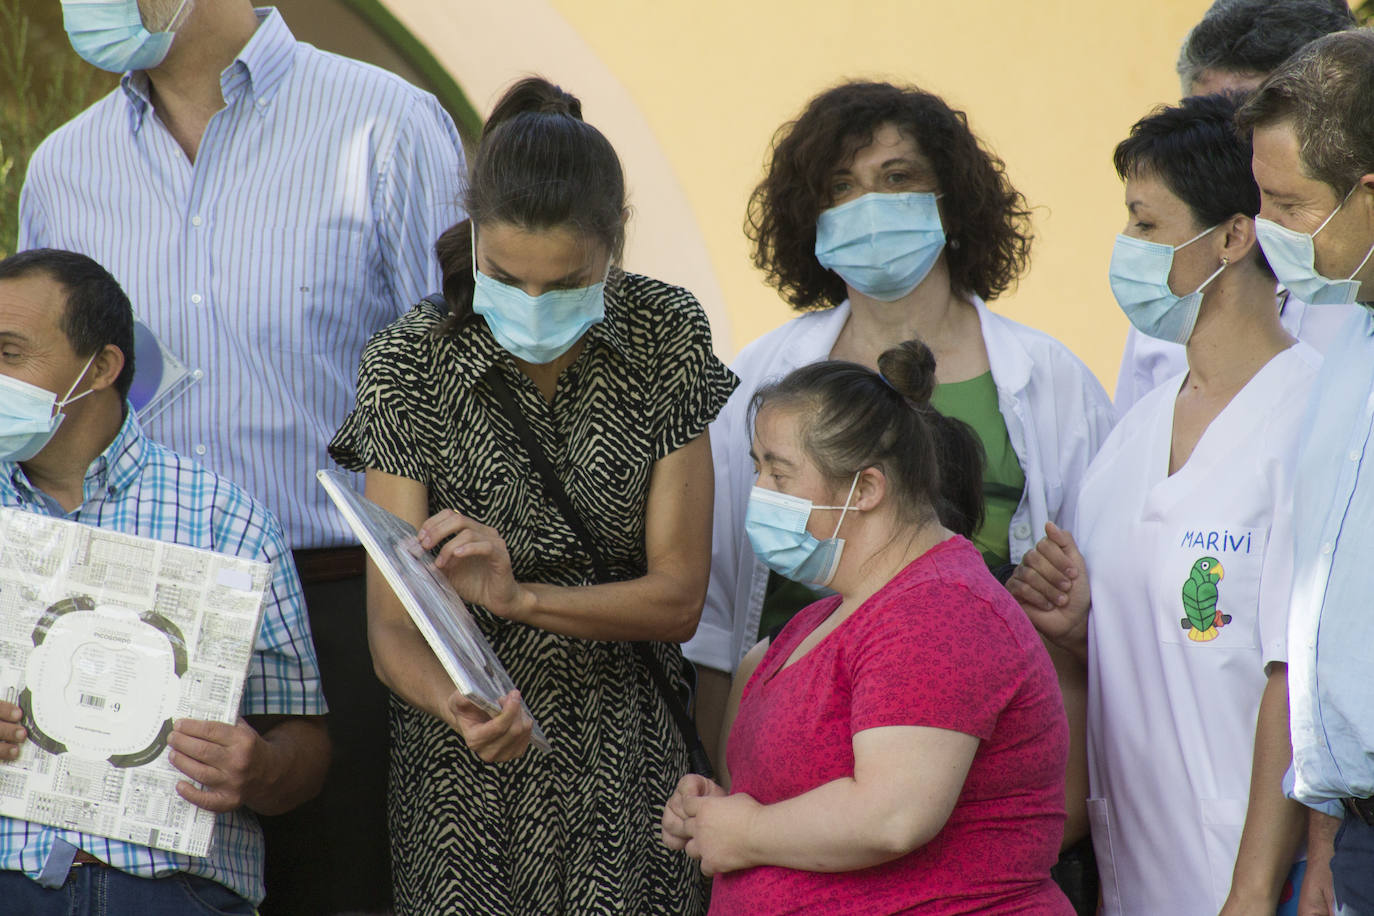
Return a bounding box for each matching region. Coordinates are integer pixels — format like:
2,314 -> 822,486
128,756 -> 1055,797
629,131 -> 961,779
1359,1 -> 1374,25
0,1 -> 116,258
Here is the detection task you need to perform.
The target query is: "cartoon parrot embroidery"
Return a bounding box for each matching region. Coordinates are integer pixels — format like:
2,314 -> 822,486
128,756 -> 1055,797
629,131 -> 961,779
1181,556 -> 1231,642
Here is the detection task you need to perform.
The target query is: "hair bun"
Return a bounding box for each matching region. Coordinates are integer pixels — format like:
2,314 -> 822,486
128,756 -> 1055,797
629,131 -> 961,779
876,339 -> 937,406
486,77 -> 583,135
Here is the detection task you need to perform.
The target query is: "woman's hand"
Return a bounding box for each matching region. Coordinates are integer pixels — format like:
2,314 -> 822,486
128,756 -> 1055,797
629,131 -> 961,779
1007,522 -> 1092,656
662,773 -> 726,851
440,689 -> 533,763
681,791 -> 762,876
418,509 -> 534,621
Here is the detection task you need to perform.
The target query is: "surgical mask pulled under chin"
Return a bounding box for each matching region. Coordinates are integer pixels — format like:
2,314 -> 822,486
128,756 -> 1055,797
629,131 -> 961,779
62,0 -> 191,73
744,474 -> 861,588
1254,187 -> 1374,306
814,192 -> 946,301
0,355 -> 99,463
470,228 -> 608,364
1108,225 -> 1224,344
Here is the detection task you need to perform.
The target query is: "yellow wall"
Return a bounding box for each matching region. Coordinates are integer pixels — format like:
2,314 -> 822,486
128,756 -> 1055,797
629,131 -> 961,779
385,0 -> 1219,393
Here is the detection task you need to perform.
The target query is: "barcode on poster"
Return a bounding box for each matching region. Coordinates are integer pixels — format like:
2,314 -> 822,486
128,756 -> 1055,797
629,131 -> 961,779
79,694 -> 106,710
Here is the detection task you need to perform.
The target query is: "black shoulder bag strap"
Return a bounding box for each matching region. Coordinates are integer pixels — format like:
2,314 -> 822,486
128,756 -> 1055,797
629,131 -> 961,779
482,362 -> 716,779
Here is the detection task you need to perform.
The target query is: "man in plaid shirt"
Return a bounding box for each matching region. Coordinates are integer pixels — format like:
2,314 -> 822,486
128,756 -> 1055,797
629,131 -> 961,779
0,248 -> 330,914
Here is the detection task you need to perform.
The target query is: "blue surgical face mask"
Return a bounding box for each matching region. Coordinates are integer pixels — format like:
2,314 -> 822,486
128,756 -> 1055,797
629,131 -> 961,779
1254,187 -> 1374,306
814,192 -> 946,301
0,354 -> 98,463
745,473 -> 861,588
62,0 -> 189,73
1108,225 -> 1225,344
470,227 -> 608,365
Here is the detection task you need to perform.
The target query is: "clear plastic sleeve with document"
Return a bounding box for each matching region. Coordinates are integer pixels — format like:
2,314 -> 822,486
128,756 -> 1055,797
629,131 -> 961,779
0,508 -> 269,857
316,470 -> 549,752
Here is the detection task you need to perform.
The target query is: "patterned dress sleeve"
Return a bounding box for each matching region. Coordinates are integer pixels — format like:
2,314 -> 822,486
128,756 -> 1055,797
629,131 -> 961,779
640,280 -> 739,462
329,310 -> 436,486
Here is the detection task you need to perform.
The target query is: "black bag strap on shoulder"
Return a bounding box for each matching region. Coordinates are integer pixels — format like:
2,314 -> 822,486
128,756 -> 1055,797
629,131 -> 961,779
482,363 -> 715,779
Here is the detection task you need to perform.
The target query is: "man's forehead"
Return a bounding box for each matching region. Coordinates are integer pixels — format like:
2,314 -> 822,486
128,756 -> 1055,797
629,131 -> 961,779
1252,123 -> 1323,193
0,274 -> 66,339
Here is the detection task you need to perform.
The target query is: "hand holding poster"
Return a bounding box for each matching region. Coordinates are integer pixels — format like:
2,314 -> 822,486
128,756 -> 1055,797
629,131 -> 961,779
316,470 -> 549,752
0,508 -> 268,857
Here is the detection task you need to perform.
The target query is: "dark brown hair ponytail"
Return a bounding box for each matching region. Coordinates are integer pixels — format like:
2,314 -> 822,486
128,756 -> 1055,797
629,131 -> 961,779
433,77 -> 626,335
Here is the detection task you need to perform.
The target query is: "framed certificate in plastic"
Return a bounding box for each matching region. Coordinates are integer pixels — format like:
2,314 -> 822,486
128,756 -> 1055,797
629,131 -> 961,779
316,470 -> 549,752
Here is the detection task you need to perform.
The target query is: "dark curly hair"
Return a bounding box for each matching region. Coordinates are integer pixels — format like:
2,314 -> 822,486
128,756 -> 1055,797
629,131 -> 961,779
746,81 -> 1033,311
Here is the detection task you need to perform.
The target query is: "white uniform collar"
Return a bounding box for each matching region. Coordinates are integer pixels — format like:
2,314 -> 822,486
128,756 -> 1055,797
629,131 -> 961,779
771,296 -> 1034,398
782,301 -> 851,371
971,295 -> 1033,395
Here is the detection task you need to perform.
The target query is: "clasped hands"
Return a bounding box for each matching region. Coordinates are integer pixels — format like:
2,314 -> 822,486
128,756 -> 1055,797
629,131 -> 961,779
0,700 -> 270,813
660,773 -> 761,876
1005,521 -> 1092,654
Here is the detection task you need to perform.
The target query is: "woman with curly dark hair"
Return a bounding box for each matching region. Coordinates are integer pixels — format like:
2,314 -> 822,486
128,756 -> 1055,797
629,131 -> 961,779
682,79 -> 1114,898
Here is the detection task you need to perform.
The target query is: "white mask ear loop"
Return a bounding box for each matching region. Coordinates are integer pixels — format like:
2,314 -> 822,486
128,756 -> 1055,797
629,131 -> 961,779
469,223 -> 480,281
828,472 -> 863,539
164,0 -> 193,33
1173,224 -> 1224,297
1174,224 -> 1220,252
1347,238 -> 1374,283
1314,185 -> 1360,240
1195,258 -> 1228,295
56,352 -> 100,412
1312,185 -> 1374,282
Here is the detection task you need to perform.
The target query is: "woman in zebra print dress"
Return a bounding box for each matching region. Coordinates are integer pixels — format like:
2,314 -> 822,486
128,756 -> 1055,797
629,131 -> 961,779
329,77 -> 736,914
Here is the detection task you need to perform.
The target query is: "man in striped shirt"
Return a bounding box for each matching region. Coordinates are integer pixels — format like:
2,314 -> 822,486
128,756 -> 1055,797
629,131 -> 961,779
21,3 -> 468,911
0,248 -> 330,914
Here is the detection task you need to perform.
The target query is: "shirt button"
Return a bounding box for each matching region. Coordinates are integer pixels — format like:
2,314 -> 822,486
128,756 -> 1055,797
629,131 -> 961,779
1012,523 -> 1031,540
1351,450 -> 1362,462
1321,542 -> 1333,556
191,215 -> 203,227
194,444 -> 207,456
190,293 -> 203,305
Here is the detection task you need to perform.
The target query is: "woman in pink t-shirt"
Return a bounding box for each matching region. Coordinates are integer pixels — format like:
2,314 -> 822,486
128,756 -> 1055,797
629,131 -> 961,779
661,340 -> 1072,915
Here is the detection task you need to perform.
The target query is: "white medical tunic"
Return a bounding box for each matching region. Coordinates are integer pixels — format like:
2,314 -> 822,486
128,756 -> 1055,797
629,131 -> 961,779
1113,293 -> 1353,418
1079,343 -> 1319,915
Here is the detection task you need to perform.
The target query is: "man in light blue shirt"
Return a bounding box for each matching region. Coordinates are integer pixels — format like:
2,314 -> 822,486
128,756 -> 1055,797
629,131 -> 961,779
1238,29 -> 1374,916
20,3 -> 467,912
0,248 -> 329,914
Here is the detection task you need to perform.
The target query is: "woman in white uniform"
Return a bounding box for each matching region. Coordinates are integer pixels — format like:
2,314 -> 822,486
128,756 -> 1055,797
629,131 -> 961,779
683,80 -> 1114,907
1010,93 -> 1313,916
1113,289 -> 1353,418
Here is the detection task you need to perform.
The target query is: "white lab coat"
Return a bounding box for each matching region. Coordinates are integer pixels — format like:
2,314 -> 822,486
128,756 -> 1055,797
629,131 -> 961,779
1113,293 -> 1355,418
685,297 -> 1115,673
1079,343 -> 1319,915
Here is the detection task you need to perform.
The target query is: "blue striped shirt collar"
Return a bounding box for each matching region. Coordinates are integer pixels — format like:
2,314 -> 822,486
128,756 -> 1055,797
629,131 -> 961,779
118,7 -> 296,134
3,405 -> 148,511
